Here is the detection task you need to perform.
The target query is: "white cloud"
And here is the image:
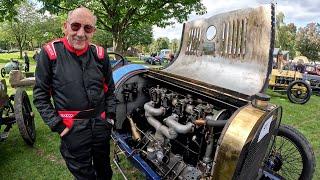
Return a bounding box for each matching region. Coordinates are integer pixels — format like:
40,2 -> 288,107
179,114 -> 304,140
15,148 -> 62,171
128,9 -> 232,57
153,0 -> 320,40
153,24 -> 183,40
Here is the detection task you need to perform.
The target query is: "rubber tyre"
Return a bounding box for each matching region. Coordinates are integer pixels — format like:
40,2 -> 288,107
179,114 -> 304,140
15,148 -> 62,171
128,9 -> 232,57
265,124 -> 315,180
1,68 -> 6,77
287,80 -> 312,104
14,88 -> 36,145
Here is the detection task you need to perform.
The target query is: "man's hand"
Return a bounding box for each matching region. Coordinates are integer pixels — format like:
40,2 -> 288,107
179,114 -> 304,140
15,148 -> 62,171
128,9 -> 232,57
106,118 -> 115,130
106,118 -> 114,126
60,127 -> 70,137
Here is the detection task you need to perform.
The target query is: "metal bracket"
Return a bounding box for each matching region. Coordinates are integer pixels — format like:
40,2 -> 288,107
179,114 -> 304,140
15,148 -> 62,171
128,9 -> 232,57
112,137 -> 129,180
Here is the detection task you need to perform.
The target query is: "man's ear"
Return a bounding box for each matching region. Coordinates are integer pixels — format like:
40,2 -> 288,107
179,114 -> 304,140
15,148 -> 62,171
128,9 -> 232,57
63,22 -> 68,35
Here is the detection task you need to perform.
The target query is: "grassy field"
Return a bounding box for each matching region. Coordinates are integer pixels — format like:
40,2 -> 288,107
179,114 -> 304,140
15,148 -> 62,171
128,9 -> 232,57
0,52 -> 318,179
0,51 -> 36,64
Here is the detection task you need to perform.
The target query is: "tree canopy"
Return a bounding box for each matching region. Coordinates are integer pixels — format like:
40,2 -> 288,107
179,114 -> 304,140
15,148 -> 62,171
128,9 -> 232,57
276,22 -> 297,58
3,1 -> 41,58
296,23 -> 320,60
275,13 -> 320,61
150,37 -> 169,53
0,1 -> 65,58
0,0 -> 21,21
38,0 -> 206,52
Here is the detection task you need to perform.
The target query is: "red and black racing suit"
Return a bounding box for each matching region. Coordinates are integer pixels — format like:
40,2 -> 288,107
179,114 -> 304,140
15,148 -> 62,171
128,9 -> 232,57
33,37 -> 116,180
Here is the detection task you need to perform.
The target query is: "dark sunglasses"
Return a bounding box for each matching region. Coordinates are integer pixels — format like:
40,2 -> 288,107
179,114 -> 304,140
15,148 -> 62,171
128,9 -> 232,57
69,22 -> 95,33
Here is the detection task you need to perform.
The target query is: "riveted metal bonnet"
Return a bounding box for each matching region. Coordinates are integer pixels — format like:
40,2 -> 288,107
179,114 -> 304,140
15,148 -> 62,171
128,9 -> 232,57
163,5 -> 275,99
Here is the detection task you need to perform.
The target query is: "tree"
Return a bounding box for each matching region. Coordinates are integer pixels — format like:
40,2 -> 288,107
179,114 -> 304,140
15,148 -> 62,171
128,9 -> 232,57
170,38 -> 180,53
276,23 -> 297,58
0,0 -> 21,21
92,28 -> 113,48
276,12 -> 285,29
14,2 -> 41,57
122,23 -> 153,51
30,14 -> 66,47
150,37 -> 169,53
0,24 -> 15,50
296,23 -> 320,60
38,0 -> 206,53
275,13 -> 297,58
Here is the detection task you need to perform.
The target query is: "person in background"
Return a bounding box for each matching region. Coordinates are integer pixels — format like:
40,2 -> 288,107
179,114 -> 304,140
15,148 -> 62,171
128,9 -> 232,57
168,53 -> 175,62
276,51 -> 287,70
295,59 -> 306,73
33,7 -> 115,180
24,52 -> 30,72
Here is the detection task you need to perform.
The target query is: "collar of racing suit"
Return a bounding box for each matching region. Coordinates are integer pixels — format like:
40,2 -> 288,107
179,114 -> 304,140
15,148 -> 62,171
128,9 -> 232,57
61,36 -> 89,56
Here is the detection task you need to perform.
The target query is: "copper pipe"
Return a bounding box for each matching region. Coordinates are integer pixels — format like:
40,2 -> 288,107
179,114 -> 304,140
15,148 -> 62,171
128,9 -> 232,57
127,116 -> 141,141
194,119 -> 206,126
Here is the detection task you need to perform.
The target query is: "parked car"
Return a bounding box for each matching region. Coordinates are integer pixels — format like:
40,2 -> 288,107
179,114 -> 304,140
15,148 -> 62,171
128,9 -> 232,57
304,73 -> 320,95
7,48 -> 19,53
0,48 -> 8,53
148,55 -> 164,65
1,59 -> 27,77
141,54 -> 152,64
159,49 -> 172,59
305,64 -> 320,76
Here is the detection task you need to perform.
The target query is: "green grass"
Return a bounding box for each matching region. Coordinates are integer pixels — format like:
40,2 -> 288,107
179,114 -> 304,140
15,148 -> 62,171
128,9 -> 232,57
0,51 -> 36,64
268,90 -> 320,179
0,57 -> 318,179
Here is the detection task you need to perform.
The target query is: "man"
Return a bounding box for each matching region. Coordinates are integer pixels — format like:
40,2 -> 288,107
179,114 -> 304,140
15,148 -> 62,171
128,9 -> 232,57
24,51 -> 30,72
33,7 -> 115,180
276,51 -> 286,70
295,59 -> 306,73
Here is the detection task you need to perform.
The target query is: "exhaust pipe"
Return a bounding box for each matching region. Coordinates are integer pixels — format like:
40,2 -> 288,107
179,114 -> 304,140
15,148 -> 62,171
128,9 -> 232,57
127,116 -> 141,141
164,114 -> 194,134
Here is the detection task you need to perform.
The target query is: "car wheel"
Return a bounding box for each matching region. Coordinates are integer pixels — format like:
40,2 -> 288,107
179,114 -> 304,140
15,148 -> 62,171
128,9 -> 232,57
262,124 -> 315,180
287,80 -> 312,104
1,68 -> 6,77
14,88 -> 36,145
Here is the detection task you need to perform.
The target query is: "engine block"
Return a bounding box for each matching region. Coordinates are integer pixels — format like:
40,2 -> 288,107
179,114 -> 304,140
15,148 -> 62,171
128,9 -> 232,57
122,85 -> 231,179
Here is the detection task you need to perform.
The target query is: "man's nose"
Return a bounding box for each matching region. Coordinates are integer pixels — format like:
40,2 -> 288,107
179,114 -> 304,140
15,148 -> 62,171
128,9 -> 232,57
77,26 -> 85,36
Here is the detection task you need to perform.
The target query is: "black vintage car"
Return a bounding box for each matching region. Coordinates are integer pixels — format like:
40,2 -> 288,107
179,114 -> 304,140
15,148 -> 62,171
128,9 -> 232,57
304,64 -> 320,94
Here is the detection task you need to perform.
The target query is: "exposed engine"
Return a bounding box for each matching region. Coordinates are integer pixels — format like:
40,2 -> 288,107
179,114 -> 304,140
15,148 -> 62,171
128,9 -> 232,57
121,84 -> 233,179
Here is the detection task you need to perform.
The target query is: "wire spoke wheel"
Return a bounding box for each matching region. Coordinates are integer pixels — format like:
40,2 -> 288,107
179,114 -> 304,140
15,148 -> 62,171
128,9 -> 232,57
14,88 -> 36,145
263,125 -> 315,180
1,68 -> 6,78
287,80 -> 311,104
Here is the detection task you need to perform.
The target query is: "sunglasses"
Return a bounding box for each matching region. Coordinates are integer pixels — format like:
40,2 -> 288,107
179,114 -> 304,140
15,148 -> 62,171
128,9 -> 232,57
69,22 -> 95,33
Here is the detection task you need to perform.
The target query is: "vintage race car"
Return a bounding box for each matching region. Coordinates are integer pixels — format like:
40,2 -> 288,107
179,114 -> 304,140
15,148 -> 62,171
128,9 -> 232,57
1,59 -> 21,77
111,4 -> 315,180
269,69 -> 312,104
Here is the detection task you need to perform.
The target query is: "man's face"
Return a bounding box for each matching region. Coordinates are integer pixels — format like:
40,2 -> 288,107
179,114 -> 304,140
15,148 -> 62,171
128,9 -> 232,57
64,9 -> 96,50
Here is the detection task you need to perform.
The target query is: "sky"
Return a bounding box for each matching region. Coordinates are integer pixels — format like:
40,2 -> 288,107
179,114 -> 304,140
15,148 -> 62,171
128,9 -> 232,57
153,0 -> 320,40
